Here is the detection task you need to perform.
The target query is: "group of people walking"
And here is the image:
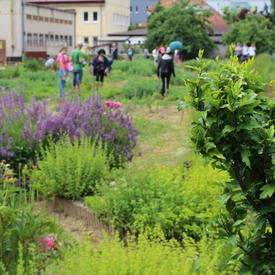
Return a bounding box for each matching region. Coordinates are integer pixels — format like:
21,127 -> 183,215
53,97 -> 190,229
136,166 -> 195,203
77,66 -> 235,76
53,41 -> 178,99
54,41 -> 111,97
234,42 -> 256,62
151,45 -> 180,65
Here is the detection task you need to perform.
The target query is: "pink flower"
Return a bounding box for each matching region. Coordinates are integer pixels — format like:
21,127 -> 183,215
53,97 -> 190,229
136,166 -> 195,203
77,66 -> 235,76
104,101 -> 122,109
113,102 -> 122,109
104,101 -> 112,108
39,237 -> 57,252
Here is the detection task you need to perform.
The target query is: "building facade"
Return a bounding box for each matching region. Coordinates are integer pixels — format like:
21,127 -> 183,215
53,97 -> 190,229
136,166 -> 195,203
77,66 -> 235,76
130,0 -> 156,26
0,0 -> 76,61
24,0 -> 130,47
205,0 -> 271,14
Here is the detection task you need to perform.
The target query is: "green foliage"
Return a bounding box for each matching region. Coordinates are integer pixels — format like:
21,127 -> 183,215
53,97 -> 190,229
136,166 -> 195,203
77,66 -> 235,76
222,6 -> 243,24
122,78 -> 158,99
46,232 -> 241,275
112,59 -> 156,77
179,50 -> 275,274
81,52 -> 90,64
184,58 -> 227,72
252,53 -> 275,83
33,136 -> 110,200
85,161 -> 230,241
145,0 -> 215,54
223,14 -> 275,54
0,66 -> 21,79
98,86 -> 121,99
0,164 -> 73,274
23,58 -> 45,72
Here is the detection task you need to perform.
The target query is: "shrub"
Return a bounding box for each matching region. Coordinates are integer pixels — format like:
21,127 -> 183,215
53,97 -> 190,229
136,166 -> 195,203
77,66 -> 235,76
184,58 -> 227,72
0,90 -> 138,172
45,233 -> 241,275
170,70 -> 197,86
33,135 -> 110,200
0,162 -> 73,274
85,161 -> 230,241
122,78 -> 158,99
23,58 -> 45,72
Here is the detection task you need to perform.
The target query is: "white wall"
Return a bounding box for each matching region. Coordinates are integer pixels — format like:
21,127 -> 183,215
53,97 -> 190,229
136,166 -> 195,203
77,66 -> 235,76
0,1 -> 76,59
0,0 -> 23,58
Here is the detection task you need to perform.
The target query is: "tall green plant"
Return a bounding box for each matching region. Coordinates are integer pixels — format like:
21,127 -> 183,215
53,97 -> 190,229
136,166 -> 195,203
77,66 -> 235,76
179,50 -> 275,274
33,135 -> 110,200
0,163 -> 73,274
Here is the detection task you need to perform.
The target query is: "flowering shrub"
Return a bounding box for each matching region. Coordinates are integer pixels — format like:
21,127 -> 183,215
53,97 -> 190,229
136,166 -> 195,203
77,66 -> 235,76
0,88 -> 138,170
39,237 -> 58,252
104,101 -> 122,108
0,163 -> 73,274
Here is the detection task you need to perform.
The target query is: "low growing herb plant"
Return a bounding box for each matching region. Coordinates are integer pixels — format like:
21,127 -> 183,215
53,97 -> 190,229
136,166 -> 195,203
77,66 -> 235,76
85,160 -> 229,241
45,232 -> 241,275
33,135 -> 110,200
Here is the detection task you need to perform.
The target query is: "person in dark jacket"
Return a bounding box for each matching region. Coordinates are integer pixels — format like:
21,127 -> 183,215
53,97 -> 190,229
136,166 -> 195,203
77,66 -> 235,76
157,51 -> 175,97
90,49 -> 109,91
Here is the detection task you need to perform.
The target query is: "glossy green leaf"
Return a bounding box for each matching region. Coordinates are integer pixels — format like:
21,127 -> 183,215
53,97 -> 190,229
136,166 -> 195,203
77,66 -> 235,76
241,149 -> 251,168
260,184 -> 275,199
254,215 -> 266,232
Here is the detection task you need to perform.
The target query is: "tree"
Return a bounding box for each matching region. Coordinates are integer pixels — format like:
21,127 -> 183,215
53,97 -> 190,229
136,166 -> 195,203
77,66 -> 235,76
179,51 -> 275,274
265,0 -> 275,26
223,14 -> 275,54
222,6 -> 243,24
145,0 -> 215,58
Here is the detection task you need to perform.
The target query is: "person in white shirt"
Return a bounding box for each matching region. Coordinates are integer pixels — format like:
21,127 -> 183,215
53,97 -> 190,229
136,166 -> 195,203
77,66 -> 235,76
45,57 -> 55,70
152,47 -> 159,65
242,43 -> 249,62
248,43 -> 256,59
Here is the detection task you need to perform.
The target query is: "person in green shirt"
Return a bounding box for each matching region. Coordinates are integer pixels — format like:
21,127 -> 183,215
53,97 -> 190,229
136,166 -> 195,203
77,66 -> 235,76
71,41 -> 85,90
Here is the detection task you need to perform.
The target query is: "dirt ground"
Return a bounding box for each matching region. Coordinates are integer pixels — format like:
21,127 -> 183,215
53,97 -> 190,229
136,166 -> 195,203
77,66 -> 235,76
33,201 -> 103,243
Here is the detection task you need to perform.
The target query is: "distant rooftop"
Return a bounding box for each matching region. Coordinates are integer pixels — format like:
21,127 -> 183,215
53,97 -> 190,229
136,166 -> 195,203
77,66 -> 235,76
23,0 -> 105,4
108,29 -> 147,37
147,0 -> 226,25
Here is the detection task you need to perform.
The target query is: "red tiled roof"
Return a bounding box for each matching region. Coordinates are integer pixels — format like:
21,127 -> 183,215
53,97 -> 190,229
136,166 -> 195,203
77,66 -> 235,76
147,0 -> 225,26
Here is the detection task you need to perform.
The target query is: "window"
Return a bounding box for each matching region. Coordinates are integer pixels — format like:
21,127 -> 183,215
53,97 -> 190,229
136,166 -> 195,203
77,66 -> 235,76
33,34 -> 38,46
84,37 -> 89,44
60,35 -> 63,46
113,13 -> 116,24
45,34 -> 48,46
93,37 -> 98,46
27,33 -> 32,46
119,14 -> 122,25
92,12 -> 98,22
130,6 -> 132,12
50,35 -> 54,46
83,11 -> 89,22
64,36 -> 68,46
136,6 -> 138,13
69,36 -> 72,46
39,34 -> 43,46
55,35 -> 59,46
